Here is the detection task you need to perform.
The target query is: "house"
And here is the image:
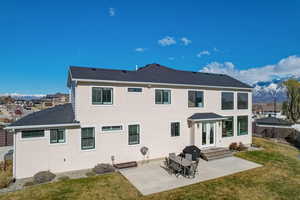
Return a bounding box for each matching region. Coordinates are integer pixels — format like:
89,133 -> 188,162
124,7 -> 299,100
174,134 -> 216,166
252,103 -> 284,119
6,64 -> 253,179
0,125 -> 13,147
253,116 -> 299,146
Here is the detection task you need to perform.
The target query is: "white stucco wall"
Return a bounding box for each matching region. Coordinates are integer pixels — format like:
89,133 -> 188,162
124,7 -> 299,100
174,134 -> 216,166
15,82 -> 252,179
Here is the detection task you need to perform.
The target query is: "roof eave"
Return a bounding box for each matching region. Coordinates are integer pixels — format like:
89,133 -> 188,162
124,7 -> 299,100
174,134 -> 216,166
5,123 -> 80,130
71,78 -> 253,91
188,117 -> 228,122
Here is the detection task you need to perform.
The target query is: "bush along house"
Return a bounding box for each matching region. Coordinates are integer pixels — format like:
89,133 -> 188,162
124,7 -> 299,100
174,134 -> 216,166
6,64 -> 253,179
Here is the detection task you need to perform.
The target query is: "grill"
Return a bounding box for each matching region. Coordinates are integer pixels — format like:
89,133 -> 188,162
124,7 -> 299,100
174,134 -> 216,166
182,145 -> 201,161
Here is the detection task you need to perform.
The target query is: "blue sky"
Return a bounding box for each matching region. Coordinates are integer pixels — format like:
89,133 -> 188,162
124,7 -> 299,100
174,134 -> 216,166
1,0 -> 300,94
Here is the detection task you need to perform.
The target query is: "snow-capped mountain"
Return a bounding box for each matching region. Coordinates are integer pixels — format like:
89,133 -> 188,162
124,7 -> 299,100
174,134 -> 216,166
0,93 -> 45,100
253,76 -> 300,103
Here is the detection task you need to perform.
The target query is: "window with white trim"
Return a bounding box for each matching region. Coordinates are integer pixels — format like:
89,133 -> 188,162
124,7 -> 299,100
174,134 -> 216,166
81,128 -> 95,150
21,130 -> 44,138
155,89 -> 171,104
171,122 -> 180,137
238,116 -> 248,135
238,93 -> 248,109
92,87 -> 113,105
128,124 -> 140,145
102,125 -> 123,132
188,91 -> 204,107
128,88 -> 142,92
221,92 -> 234,110
50,129 -> 65,143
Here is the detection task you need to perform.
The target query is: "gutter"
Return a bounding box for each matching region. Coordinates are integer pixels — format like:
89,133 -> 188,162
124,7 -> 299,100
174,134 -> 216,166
188,117 -> 228,122
4,123 -> 80,130
72,78 -> 253,91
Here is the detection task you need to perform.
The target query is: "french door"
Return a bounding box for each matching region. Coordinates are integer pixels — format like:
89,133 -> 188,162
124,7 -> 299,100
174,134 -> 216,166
201,122 -> 216,148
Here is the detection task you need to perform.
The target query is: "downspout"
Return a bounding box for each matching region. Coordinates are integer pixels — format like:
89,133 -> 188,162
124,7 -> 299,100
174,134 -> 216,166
13,129 -> 16,179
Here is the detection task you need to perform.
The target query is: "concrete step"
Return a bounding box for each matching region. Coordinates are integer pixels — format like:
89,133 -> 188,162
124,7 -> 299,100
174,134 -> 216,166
200,148 -> 233,161
204,152 -> 233,161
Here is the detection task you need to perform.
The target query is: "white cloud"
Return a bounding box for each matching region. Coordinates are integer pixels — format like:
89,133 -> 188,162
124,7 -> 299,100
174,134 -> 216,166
109,8 -> 115,16
135,48 -> 146,52
0,93 -> 46,97
197,50 -> 210,57
158,36 -> 176,46
200,55 -> 300,84
168,57 -> 175,61
213,47 -> 219,52
180,37 -> 192,46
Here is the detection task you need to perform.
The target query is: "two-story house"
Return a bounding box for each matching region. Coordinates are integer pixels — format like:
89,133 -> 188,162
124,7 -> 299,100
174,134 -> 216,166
6,64 -> 253,179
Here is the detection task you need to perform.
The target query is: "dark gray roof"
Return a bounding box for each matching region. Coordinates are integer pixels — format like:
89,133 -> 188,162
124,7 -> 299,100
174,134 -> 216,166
256,117 -> 293,127
69,64 -> 252,89
189,113 -> 227,120
9,103 -> 79,127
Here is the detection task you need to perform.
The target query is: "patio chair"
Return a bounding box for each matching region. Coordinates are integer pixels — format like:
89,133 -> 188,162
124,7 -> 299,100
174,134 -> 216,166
169,153 -> 176,158
164,157 -> 172,174
190,158 -> 200,178
169,162 -> 183,177
185,153 -> 193,161
188,162 -> 198,178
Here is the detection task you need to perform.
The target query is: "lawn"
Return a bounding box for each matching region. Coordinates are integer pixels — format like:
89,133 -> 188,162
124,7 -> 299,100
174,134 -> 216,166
1,137 -> 300,200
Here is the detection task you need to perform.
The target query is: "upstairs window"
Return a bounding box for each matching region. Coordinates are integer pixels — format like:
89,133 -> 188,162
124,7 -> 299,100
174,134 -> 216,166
81,128 -> 95,150
155,89 -> 171,104
188,91 -> 204,107
102,125 -> 123,132
238,93 -> 248,109
22,130 -> 44,138
128,88 -> 142,92
222,117 -> 234,137
50,129 -> 65,144
92,87 -> 113,105
171,122 -> 180,137
238,116 -> 248,136
222,92 -> 234,110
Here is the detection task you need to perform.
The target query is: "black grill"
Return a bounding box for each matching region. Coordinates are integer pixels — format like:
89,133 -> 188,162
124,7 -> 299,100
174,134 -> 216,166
182,145 -> 201,161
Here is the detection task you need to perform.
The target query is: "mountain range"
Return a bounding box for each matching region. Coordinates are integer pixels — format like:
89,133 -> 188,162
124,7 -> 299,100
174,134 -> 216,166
253,75 -> 300,103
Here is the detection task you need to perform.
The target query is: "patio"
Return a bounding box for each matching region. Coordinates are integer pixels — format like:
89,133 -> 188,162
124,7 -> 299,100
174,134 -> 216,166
120,156 -> 262,195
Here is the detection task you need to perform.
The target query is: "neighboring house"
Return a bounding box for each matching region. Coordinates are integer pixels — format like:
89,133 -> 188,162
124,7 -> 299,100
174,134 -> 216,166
0,125 -> 13,147
6,64 -> 253,179
252,103 -> 284,119
254,117 -> 294,137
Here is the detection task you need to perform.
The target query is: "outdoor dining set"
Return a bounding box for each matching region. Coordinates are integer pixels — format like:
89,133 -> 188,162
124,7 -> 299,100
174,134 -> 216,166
164,152 -> 200,178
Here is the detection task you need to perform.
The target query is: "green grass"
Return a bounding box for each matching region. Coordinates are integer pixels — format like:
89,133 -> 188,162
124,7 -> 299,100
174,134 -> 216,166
1,137 -> 300,200
0,160 -> 13,189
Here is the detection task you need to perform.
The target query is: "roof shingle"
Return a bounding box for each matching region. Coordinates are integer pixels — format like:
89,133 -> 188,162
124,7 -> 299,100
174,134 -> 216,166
188,113 -> 227,120
9,103 -> 78,127
70,64 -> 252,89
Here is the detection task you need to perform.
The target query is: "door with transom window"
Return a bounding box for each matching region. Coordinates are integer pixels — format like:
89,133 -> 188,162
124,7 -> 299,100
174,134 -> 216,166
201,122 -> 216,148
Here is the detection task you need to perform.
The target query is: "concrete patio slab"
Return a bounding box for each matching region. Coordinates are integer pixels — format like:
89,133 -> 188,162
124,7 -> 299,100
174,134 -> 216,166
120,156 -> 262,195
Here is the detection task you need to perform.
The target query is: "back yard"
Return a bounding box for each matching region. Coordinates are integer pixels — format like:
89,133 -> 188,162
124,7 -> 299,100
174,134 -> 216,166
1,137 -> 300,200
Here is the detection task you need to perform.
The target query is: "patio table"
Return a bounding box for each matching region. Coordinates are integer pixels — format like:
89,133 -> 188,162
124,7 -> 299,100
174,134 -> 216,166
169,156 -> 192,176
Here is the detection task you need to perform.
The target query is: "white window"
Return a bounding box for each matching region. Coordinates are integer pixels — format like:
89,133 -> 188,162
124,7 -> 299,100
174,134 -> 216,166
50,129 -> 65,143
102,125 -> 123,132
155,89 -> 171,104
128,124 -> 140,145
92,87 -> 113,105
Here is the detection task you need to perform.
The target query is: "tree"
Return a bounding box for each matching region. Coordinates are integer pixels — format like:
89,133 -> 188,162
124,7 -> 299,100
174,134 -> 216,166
283,80 -> 300,122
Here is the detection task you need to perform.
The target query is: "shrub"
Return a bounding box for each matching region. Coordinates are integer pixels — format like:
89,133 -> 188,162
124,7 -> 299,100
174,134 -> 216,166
57,176 -> 70,181
229,142 -> 238,151
33,171 -> 56,184
237,142 -> 248,151
92,163 -> 115,174
0,160 -> 13,189
23,181 -> 35,187
85,171 -> 96,177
